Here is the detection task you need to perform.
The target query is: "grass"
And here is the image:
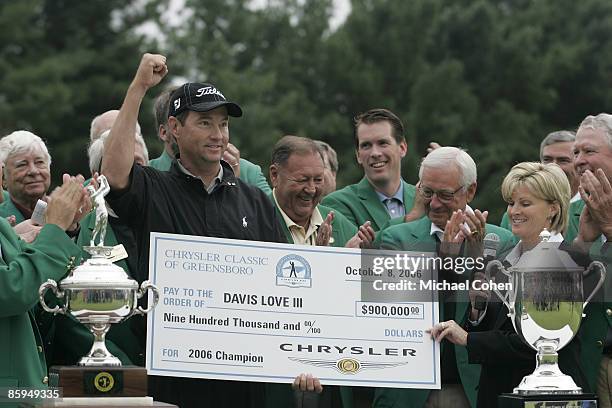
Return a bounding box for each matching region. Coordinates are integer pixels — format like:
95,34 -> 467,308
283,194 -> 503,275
69,297 -> 130,312
522,301 -> 582,332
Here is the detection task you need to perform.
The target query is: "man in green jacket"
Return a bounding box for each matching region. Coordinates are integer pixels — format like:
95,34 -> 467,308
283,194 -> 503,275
265,135 -> 375,408
377,147 -> 514,408
322,109 -> 417,231
148,86 -> 177,171
570,113 -> 612,401
148,85 -> 271,193
0,177 -> 86,391
0,131 -> 53,225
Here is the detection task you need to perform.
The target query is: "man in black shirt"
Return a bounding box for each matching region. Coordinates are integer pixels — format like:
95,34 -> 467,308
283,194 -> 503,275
101,53 -> 286,407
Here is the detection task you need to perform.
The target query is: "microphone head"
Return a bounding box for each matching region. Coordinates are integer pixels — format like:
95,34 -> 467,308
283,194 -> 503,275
483,232 -> 500,256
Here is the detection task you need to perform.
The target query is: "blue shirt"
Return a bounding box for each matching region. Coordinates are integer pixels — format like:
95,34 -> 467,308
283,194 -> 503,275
375,183 -> 405,218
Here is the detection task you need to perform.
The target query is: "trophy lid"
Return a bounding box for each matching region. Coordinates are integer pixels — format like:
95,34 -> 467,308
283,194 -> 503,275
60,256 -> 139,290
512,241 -> 583,272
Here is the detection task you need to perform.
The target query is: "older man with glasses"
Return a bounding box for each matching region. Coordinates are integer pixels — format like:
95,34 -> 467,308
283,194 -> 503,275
375,146 -> 514,408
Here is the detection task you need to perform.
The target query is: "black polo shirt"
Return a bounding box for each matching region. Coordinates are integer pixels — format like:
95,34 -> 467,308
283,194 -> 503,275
106,160 -> 286,407
106,160 -> 286,287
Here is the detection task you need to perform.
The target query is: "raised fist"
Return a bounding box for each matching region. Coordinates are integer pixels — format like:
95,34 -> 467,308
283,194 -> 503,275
132,53 -> 168,91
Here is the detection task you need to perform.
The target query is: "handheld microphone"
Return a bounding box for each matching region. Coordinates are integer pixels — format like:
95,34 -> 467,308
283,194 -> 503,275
474,232 -> 500,311
31,199 -> 47,226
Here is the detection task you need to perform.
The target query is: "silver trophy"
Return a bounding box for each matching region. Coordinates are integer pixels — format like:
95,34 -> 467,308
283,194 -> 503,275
487,230 -> 606,394
39,175 -> 159,366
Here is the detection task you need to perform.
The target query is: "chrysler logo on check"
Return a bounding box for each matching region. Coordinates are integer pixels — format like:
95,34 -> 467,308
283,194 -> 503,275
288,357 -> 409,375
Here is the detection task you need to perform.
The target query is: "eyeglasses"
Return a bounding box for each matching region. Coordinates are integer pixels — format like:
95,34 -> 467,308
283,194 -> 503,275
418,185 -> 464,203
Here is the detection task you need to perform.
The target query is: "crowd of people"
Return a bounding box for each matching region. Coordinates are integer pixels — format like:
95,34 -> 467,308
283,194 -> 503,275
1,52 -> 611,408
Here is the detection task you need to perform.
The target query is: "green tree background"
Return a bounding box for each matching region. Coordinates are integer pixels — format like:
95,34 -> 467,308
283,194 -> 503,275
1,0 -> 611,223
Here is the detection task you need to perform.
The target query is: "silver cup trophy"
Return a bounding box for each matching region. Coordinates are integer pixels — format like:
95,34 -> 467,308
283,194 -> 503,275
39,175 -> 160,366
487,230 -> 606,394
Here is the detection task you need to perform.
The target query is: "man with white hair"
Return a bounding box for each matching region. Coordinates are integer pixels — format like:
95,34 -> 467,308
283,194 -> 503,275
90,110 -> 142,141
0,176 -> 88,390
568,114 -> 612,243
570,113 -> 612,406
378,147 -> 513,408
81,128 -> 148,283
0,131 -> 53,224
89,130 -> 149,174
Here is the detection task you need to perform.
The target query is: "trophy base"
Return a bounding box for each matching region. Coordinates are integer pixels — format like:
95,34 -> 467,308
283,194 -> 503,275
498,393 -> 598,408
514,371 -> 582,395
78,355 -> 122,367
49,366 -> 147,398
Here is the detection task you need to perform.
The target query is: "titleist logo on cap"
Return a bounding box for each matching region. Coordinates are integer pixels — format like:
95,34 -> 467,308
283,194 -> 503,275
168,82 -> 243,118
195,86 -> 225,99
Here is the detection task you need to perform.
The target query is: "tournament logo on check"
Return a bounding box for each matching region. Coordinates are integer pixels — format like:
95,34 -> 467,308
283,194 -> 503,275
276,254 -> 312,288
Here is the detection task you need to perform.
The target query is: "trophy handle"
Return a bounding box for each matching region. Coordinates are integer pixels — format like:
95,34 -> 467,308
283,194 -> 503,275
38,279 -> 67,314
583,261 -> 607,310
486,260 -> 513,311
134,280 -> 160,315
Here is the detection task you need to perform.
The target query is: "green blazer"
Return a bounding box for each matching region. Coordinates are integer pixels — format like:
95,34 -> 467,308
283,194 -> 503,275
576,238 -> 611,391
565,199 -> 585,243
0,220 -> 81,389
238,158 -> 272,194
565,198 -> 607,390
0,198 -> 26,224
376,217 -> 515,408
265,201 -> 356,407
499,212 -> 511,232
148,153 -> 271,194
322,177 -> 416,231
373,214 -> 417,248
148,150 -> 174,171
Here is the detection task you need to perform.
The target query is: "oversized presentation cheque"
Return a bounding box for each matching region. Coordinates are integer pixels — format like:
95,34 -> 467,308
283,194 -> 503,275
146,232 -> 441,389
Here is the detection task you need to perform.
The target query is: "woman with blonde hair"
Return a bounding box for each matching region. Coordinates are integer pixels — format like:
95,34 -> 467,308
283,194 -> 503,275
501,161 -> 570,257
430,162 -> 589,407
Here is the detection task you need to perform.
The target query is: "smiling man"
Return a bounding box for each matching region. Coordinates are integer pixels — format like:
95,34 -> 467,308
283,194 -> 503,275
265,135 -> 372,408
378,147 -> 513,408
565,115 -> 612,243
269,135 -> 373,248
270,136 -> 335,245
322,108 -> 416,231
101,53 -> 286,408
0,131 -> 51,223
568,113 -> 612,405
